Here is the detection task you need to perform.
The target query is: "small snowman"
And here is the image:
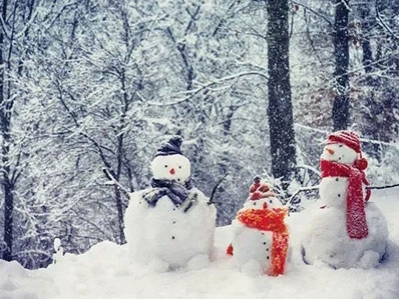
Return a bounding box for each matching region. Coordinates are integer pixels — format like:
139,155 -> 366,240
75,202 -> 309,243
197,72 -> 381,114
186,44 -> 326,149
227,176 -> 289,276
302,130 -> 388,269
124,136 -> 216,271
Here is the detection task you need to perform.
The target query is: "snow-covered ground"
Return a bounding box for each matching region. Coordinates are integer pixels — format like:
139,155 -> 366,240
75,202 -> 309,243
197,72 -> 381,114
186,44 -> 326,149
1,187 -> 399,299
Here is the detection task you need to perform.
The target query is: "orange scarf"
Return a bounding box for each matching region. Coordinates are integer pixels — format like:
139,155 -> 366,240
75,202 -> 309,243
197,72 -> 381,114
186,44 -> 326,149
228,208 -> 289,276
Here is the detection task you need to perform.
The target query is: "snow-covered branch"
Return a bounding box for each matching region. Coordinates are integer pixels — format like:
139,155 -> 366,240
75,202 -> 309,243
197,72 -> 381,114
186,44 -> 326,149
147,71 -> 268,106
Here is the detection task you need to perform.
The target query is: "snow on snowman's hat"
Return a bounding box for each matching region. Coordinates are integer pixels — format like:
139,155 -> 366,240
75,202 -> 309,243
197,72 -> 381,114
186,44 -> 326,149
154,136 -> 183,157
326,130 -> 368,170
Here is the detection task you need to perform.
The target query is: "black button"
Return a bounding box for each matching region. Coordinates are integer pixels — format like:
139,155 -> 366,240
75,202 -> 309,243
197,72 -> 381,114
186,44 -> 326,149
338,194 -> 341,197
172,236 -> 175,240
266,256 -> 270,259
172,221 -> 176,224
266,248 -> 269,251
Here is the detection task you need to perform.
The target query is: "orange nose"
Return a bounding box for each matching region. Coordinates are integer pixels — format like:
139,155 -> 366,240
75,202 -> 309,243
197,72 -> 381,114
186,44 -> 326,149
169,168 -> 175,175
325,147 -> 335,155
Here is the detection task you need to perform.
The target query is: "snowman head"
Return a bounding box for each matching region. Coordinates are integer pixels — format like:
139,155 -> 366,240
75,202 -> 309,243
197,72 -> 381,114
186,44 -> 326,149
151,136 -> 191,183
243,196 -> 283,210
322,142 -> 358,164
322,130 -> 368,169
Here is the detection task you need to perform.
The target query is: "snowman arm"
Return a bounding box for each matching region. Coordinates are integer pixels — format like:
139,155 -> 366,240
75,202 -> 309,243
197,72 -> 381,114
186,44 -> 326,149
208,172 -> 230,205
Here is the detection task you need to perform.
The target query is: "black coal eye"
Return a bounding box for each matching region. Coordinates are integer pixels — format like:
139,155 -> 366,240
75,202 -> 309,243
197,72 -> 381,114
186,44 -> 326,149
253,202 -> 257,206
269,200 -> 273,203
164,165 -> 168,168
339,145 -> 343,148
178,166 -> 182,169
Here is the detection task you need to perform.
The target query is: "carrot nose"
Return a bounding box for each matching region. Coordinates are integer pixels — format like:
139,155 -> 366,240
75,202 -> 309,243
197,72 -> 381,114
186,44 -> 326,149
325,147 -> 335,155
169,168 -> 175,175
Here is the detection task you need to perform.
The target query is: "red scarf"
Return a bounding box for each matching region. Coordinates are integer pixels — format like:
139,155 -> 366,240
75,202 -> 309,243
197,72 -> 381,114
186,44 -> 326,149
227,208 -> 289,276
320,159 -> 371,239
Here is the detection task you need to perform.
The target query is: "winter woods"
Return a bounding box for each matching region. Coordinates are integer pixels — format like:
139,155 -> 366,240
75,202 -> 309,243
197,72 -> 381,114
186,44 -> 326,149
0,0 -> 398,269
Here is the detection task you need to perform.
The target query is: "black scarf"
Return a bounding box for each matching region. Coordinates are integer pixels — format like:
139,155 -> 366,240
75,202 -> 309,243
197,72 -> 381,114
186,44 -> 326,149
143,178 -> 197,212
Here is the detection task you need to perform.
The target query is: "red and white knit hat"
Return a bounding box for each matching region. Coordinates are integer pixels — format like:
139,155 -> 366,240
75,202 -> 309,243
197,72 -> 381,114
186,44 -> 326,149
326,130 -> 368,170
326,130 -> 361,153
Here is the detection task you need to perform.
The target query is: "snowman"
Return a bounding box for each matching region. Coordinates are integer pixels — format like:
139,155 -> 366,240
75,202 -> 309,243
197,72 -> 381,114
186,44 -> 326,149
227,176 -> 289,276
302,130 -> 388,269
124,136 -> 216,271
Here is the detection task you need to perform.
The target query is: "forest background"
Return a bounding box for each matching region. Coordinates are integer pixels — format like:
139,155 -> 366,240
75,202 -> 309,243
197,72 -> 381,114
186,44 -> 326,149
0,0 -> 398,269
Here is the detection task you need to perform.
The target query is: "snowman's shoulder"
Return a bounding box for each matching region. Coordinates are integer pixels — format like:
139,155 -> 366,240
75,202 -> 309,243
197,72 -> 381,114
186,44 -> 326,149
128,189 -> 148,201
189,187 -> 208,201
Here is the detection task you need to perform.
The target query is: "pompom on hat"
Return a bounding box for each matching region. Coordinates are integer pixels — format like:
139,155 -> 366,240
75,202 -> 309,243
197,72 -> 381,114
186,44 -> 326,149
155,136 -> 183,157
326,130 -> 368,170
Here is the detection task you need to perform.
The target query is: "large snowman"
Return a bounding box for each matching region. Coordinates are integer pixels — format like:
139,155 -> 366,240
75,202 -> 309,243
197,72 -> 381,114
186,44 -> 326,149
302,130 -> 388,269
124,136 -> 216,271
227,176 -> 289,276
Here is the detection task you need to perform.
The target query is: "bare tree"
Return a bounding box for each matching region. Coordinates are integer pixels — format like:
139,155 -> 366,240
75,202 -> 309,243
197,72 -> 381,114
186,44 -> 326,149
266,0 -> 297,188
332,0 -> 350,131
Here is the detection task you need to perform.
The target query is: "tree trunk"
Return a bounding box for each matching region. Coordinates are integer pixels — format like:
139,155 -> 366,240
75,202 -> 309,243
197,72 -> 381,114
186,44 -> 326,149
332,0 -> 350,131
267,0 -> 296,187
0,0 -> 13,262
3,151 -> 13,261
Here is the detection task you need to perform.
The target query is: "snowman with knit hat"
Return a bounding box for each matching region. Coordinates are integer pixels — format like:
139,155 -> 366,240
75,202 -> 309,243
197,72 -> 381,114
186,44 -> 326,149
124,136 -> 216,271
227,176 -> 289,276
301,130 -> 388,269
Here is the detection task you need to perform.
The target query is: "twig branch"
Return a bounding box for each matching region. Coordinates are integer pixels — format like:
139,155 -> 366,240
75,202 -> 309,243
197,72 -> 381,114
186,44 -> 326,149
366,183 -> 399,190
102,168 -> 131,200
285,183 -> 399,208
146,71 -> 268,107
292,1 -> 334,27
285,185 -> 320,206
376,8 -> 399,41
208,172 -> 230,205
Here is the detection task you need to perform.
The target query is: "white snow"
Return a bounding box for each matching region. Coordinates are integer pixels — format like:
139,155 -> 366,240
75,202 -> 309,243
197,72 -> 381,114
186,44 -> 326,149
124,189 -> 216,271
1,188 -> 398,299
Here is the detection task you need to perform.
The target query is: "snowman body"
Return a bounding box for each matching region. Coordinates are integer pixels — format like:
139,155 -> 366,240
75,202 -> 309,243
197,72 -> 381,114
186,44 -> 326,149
230,196 -> 288,276
302,143 -> 388,269
124,152 -> 216,271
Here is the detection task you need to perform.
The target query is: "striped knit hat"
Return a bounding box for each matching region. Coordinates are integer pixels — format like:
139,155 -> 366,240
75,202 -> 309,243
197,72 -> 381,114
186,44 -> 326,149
326,130 -> 368,170
326,130 -> 361,153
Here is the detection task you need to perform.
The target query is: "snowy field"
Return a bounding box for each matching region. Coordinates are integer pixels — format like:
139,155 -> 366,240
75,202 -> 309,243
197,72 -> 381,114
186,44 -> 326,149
1,187 -> 398,299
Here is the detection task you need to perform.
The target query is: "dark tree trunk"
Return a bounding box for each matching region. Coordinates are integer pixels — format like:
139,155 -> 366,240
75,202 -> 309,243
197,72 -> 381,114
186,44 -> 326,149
332,0 -> 350,131
0,0 -> 13,262
266,0 -> 296,186
115,135 -> 126,244
3,144 -> 13,261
